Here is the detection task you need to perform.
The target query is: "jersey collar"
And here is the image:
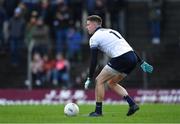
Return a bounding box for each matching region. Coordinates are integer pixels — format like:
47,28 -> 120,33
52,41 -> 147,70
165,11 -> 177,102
95,26 -> 101,32
92,26 -> 101,35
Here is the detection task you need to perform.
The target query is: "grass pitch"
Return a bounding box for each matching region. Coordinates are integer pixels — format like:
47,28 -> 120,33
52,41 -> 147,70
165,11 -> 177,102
0,104 -> 180,123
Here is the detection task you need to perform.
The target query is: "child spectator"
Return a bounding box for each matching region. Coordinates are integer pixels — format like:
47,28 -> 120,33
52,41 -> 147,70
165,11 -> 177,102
31,52 -> 44,87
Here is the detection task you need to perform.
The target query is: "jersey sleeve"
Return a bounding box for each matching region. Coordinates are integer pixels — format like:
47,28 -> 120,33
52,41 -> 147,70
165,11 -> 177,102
89,37 -> 99,48
88,48 -> 98,78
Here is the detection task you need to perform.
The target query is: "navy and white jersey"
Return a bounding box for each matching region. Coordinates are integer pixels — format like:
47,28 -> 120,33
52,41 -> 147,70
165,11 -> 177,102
89,28 -> 133,58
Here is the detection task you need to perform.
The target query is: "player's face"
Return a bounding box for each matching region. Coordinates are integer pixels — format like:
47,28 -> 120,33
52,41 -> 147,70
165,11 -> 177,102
86,20 -> 97,34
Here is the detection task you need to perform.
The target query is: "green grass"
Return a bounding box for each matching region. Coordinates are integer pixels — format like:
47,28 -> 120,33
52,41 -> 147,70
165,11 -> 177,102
0,104 -> 180,123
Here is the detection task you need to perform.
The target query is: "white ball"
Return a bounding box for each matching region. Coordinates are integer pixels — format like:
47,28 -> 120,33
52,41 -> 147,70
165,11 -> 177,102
64,103 -> 79,116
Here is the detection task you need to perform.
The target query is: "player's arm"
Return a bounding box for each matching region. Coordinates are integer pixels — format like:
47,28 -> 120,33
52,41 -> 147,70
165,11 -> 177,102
88,47 -> 98,78
134,51 -> 144,64
84,47 -> 98,89
134,51 -> 154,73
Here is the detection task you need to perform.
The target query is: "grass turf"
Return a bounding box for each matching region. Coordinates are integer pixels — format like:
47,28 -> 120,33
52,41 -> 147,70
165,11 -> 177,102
0,104 -> 180,123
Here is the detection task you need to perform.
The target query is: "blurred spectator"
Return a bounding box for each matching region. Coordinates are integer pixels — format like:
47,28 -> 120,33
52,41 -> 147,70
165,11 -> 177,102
8,7 -> 26,66
25,15 -> 37,45
31,17 -> 51,55
94,0 -> 106,27
107,0 -> 127,35
19,0 -> 46,21
148,0 -> 164,44
3,0 -> 19,19
31,10 -> 39,18
31,52 -> 44,87
68,0 -> 83,27
42,54 -> 55,85
67,26 -> 82,62
39,0 -> 52,25
86,0 -> 95,15
21,0 -> 40,17
39,0 -> 49,18
17,2 -> 28,19
53,0 -> 72,53
0,2 -> 6,53
52,53 -> 71,88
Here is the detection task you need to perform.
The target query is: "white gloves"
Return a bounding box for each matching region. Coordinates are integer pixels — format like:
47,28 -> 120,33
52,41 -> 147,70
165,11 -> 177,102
84,77 -> 92,89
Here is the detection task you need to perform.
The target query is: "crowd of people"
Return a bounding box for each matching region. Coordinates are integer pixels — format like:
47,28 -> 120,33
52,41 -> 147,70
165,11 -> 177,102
31,52 -> 71,88
0,0 -> 127,88
0,0 -> 86,65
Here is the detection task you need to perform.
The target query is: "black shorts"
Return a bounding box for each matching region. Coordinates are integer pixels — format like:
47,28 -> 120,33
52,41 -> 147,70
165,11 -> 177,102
107,51 -> 138,75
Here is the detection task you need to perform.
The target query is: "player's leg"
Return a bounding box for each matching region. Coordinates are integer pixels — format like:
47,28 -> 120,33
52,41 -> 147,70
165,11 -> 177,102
89,65 -> 116,117
107,75 -> 139,116
107,74 -> 128,96
95,70 -> 114,102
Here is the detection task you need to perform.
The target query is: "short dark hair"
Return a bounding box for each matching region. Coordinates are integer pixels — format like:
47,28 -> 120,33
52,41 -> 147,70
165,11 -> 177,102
87,15 -> 102,25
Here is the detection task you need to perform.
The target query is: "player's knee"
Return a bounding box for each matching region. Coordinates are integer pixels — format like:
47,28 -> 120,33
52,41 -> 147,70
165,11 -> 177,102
107,81 -> 116,89
95,77 -> 103,85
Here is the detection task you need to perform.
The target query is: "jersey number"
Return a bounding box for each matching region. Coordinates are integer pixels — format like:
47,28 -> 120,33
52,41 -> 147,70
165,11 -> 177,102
109,31 -> 121,39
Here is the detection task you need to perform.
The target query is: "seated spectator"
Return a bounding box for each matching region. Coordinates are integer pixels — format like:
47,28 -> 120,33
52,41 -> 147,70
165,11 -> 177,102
31,52 -> 44,87
42,54 -> 55,85
52,53 -> 71,88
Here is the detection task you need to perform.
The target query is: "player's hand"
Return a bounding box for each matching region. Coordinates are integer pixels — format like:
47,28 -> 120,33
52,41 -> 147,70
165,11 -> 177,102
140,61 -> 153,73
84,77 -> 92,90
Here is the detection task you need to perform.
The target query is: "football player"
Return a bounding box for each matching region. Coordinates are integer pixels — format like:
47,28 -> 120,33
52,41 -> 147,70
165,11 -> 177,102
84,15 -> 153,117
